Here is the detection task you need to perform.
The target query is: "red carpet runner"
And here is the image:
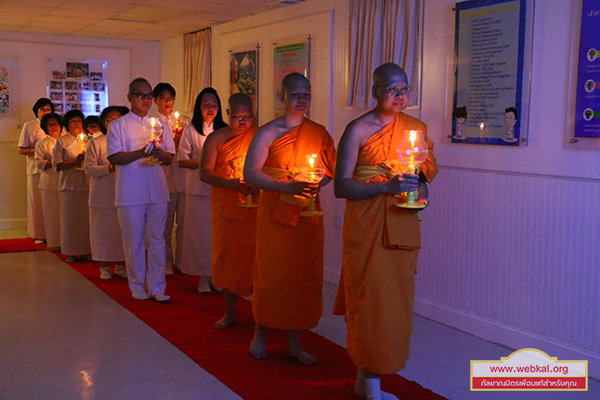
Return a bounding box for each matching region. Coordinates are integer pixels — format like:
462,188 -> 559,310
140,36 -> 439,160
0,237 -> 447,400
0,237 -> 45,253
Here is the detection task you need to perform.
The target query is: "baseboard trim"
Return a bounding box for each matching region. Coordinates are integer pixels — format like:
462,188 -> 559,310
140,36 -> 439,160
415,298 -> 600,380
0,218 -> 27,231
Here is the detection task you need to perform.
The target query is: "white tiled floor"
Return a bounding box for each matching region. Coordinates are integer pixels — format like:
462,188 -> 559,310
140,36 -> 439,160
1,248 -> 598,400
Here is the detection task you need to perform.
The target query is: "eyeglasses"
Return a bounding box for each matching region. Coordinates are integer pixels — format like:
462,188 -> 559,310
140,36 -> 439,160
130,92 -> 153,100
158,96 -> 175,102
231,114 -> 253,121
375,85 -> 412,97
288,92 -> 311,101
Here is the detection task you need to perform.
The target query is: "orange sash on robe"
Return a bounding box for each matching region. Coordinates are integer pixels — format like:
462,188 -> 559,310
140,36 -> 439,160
333,113 -> 438,374
253,118 -> 336,330
211,127 -> 257,296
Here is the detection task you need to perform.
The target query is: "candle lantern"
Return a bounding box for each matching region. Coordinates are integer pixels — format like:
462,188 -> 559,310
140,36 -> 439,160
143,117 -> 163,165
298,153 -> 326,217
395,129 -> 428,209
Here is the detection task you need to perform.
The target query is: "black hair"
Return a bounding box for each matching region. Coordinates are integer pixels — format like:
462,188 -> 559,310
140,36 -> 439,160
191,87 -> 227,135
100,106 -> 129,134
32,98 -> 54,117
455,106 -> 467,119
84,115 -> 101,133
62,110 -> 85,132
153,82 -> 176,99
40,113 -> 63,135
505,107 -> 518,119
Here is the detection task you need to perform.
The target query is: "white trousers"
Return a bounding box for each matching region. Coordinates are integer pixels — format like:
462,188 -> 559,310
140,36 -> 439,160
118,202 -> 168,296
40,189 -> 60,248
164,191 -> 185,269
27,174 -> 45,239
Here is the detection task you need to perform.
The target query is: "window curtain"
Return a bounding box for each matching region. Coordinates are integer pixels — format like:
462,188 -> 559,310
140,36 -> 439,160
346,0 -> 421,109
183,28 -> 212,111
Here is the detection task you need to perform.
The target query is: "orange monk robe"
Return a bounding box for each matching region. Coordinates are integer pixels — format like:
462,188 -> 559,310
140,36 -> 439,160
211,127 -> 257,296
253,118 -> 336,331
333,113 -> 438,374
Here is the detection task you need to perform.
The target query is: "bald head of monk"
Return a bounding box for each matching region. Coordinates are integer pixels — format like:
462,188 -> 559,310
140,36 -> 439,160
227,93 -> 254,133
372,63 -> 411,114
280,72 -> 311,116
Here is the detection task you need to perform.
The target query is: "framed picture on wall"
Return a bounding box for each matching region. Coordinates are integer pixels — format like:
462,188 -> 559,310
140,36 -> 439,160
229,45 -> 259,122
272,36 -> 311,119
46,59 -> 108,116
450,0 -> 535,146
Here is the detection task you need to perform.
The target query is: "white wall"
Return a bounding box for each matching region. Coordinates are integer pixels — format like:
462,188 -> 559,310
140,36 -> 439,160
155,0 -> 600,379
0,31 -> 160,231
420,0 -> 600,377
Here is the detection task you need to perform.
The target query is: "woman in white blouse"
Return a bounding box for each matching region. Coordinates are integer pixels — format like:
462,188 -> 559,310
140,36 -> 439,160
34,113 -> 62,252
52,110 -> 91,262
178,88 -> 227,293
85,107 -> 128,279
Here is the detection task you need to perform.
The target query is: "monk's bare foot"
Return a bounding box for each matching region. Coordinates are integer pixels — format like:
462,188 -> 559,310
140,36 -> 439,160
285,342 -> 317,365
214,313 -> 236,329
250,325 -> 267,359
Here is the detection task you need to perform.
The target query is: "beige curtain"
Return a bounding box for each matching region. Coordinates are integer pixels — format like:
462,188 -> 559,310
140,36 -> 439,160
183,28 -> 212,111
346,0 -> 421,109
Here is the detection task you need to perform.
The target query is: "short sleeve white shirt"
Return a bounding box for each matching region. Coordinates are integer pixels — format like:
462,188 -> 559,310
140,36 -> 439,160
106,111 -> 176,207
18,119 -> 46,175
177,123 -> 212,196
35,136 -> 59,191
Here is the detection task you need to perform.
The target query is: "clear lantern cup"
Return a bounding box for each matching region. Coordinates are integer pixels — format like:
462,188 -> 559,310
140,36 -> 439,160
298,153 -> 326,217
395,129 -> 428,209
142,117 -> 163,165
74,131 -> 87,171
234,154 -> 258,208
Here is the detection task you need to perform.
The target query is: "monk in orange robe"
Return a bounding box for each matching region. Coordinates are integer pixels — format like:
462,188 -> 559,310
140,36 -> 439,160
244,73 -> 336,365
200,93 -> 259,329
333,63 -> 438,400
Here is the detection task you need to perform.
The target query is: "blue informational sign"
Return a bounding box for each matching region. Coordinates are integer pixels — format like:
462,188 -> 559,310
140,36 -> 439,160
574,0 -> 600,138
452,0 -> 529,146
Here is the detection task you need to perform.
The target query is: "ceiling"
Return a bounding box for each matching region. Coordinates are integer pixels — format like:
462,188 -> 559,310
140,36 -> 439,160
0,0 -> 305,41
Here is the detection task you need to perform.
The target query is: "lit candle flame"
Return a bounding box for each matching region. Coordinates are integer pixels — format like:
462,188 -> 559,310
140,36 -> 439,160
308,153 -> 317,168
79,133 -> 85,153
480,122 -> 485,131
174,111 -> 179,119
149,118 -> 156,140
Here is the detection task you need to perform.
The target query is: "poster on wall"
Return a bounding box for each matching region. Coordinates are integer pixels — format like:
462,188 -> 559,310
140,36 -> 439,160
47,59 -> 108,116
451,0 -> 534,146
0,66 -> 9,116
573,0 -> 600,138
272,37 -> 310,118
229,46 -> 259,122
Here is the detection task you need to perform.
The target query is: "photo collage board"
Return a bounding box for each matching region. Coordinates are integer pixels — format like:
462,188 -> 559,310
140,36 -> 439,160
47,59 -> 108,116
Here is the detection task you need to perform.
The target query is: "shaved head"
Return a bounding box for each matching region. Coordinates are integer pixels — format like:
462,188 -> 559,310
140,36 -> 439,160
228,93 -> 253,113
281,72 -> 311,94
373,63 -> 408,87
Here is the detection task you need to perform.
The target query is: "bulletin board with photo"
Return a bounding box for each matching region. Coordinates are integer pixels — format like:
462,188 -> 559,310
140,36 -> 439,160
47,59 -> 108,116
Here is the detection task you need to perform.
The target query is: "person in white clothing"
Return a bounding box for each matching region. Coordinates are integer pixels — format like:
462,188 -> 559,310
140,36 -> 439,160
153,82 -> 190,276
35,113 -> 62,252
107,78 -> 176,302
18,98 -> 54,244
84,115 -> 102,140
52,110 -> 91,262
178,87 -> 227,293
85,106 -> 128,280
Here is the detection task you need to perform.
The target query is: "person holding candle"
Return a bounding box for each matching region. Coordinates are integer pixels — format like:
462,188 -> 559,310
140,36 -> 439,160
52,110 -> 92,262
18,98 -> 54,244
244,73 -> 336,365
200,93 -> 258,329
34,113 -> 63,252
107,78 -> 175,302
333,63 -> 438,400
153,82 -> 190,276
178,87 -> 227,293
84,106 -> 128,280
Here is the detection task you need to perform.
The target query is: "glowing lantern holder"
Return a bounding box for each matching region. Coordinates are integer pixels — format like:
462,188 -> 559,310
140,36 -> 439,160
298,153 -> 325,217
395,130 -> 428,209
143,117 -> 163,165
234,154 -> 258,208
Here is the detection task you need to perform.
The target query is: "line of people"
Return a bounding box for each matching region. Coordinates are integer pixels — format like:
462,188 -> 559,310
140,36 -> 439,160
18,63 -> 438,400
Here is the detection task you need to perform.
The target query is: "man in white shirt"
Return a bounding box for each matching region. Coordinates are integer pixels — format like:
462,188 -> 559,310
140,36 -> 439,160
107,78 -> 176,302
153,82 -> 190,276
